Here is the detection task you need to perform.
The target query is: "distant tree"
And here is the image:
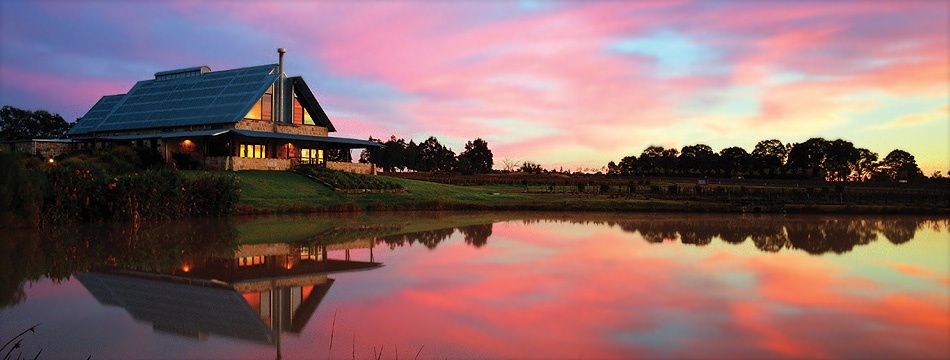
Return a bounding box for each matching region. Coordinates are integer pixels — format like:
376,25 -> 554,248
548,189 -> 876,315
501,158 -> 519,173
405,140 -> 418,171
751,139 -> 787,177
849,148 -> 878,182
877,149 -> 924,181
679,144 -> 717,176
378,136 -> 409,172
617,155 -> 639,175
784,138 -> 830,179
519,161 -> 543,174
0,106 -> 73,140
457,138 -> 493,174
719,146 -> 751,178
326,148 -> 353,162
415,136 -> 456,172
358,136 -> 383,164
823,139 -> 860,182
639,146 -> 677,175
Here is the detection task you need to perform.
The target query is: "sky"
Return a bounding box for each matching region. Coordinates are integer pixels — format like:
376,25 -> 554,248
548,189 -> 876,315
1,0 -> 947,173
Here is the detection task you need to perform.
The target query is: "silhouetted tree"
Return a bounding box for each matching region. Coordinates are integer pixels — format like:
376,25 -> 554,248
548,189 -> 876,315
751,139 -> 788,177
457,138 -> 493,174
823,139 -> 860,182
784,138 -> 830,179
0,106 -> 73,140
679,144 -> 717,176
877,149 -> 924,182
719,146 -> 751,178
414,136 -> 456,172
326,148 -> 353,162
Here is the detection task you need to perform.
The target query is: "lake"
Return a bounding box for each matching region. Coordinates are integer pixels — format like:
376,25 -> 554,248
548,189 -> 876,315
2,213 -> 948,359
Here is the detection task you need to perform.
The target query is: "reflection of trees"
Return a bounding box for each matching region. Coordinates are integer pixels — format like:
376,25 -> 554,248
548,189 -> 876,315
379,228 -> 456,250
1,220 -> 238,308
880,219 -> 918,245
458,224 -> 493,248
611,216 -> 938,255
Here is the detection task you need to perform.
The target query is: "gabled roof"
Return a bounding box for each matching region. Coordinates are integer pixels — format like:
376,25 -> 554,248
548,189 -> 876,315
69,64 -> 280,136
290,77 -> 336,132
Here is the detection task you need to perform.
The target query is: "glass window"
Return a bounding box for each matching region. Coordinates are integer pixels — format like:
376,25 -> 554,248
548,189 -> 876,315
293,97 -> 303,125
245,98 -> 262,120
261,94 -> 272,121
240,144 -> 266,158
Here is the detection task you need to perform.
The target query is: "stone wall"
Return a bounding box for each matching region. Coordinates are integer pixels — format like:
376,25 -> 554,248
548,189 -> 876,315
234,118 -> 328,136
327,161 -> 376,175
232,157 -> 291,171
12,141 -> 71,158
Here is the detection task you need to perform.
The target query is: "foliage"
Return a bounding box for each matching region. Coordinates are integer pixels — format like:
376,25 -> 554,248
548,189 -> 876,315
0,105 -> 73,140
878,149 -> 924,181
457,138 -> 494,174
300,166 -> 404,191
0,151 -> 45,228
415,136 -> 457,172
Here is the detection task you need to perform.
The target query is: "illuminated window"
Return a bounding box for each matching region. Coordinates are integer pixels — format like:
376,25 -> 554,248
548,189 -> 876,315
239,144 -> 267,158
303,107 -> 314,125
293,97 -> 303,125
239,256 -> 265,266
301,148 -> 324,164
245,86 -> 274,121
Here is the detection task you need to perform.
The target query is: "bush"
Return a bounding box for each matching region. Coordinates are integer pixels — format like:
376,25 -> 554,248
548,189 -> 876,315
300,166 -> 403,191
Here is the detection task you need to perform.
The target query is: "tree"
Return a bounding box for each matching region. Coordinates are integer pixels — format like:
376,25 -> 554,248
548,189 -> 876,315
719,147 -> 750,177
639,146 -> 677,175
679,144 -> 717,176
414,136 -> 456,172
501,158 -> 519,173
751,139 -> 787,177
877,149 -> 924,181
617,155 -> 639,175
849,148 -> 877,182
784,138 -> 829,179
823,139 -> 859,182
519,161 -> 543,173
0,106 -> 73,140
326,148 -> 353,162
358,136 -> 383,164
378,136 -> 409,172
457,138 -> 493,174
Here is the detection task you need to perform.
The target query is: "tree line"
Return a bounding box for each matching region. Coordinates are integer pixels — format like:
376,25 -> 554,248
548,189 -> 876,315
607,138 -> 932,182
359,135 -> 494,174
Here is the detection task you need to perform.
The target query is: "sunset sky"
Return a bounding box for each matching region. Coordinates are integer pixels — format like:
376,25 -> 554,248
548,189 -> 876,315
1,1 -> 947,173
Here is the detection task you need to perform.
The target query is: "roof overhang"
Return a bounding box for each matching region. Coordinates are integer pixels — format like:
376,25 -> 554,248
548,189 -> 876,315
91,129 -> 383,149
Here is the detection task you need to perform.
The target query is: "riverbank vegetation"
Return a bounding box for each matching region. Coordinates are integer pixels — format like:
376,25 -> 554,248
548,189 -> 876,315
0,148 -> 239,229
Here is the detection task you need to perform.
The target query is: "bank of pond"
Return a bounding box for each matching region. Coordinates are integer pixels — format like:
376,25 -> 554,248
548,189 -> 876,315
2,150 -> 948,230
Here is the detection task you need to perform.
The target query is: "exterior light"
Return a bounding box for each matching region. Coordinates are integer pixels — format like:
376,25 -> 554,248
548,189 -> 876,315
48,158 -> 55,163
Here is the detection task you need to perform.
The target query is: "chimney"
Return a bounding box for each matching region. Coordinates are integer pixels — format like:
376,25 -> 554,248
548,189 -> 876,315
278,48 -> 286,74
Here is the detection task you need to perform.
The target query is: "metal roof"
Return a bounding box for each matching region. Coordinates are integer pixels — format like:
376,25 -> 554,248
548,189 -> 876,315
93,129 -> 230,141
92,129 -> 383,148
69,64 -> 280,136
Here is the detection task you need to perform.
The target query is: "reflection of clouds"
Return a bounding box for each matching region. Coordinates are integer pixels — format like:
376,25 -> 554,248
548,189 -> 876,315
321,216 -> 947,359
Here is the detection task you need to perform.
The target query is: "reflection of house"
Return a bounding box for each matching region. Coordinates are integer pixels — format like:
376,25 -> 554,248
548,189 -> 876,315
76,242 -> 381,345
67,48 -> 381,173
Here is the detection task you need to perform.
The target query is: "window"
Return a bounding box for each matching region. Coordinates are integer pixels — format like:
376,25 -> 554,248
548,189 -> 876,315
301,148 -> 323,164
293,97 -> 303,125
245,85 -> 274,120
240,144 -> 267,158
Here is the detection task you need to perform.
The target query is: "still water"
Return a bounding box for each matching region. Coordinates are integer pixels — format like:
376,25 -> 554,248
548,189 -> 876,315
1,213 -> 948,359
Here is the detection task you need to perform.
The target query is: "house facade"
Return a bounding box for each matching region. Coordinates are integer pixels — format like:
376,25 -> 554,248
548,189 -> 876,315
67,49 -> 380,173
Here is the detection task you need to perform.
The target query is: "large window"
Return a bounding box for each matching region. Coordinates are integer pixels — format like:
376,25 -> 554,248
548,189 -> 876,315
245,85 -> 274,120
240,144 -> 267,158
293,91 -> 316,125
301,148 -> 323,164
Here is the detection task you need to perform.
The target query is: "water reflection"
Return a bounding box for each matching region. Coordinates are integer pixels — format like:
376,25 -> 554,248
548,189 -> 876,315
75,241 -> 380,349
603,215 -> 947,254
1,213 -> 947,359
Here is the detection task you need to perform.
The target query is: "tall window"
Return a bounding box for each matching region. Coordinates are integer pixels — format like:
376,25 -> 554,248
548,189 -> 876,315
293,97 -> 303,125
245,85 -> 274,120
240,144 -> 267,158
301,148 -> 323,164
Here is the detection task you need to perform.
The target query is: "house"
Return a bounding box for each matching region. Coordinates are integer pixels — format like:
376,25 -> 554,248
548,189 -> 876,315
67,48 -> 381,173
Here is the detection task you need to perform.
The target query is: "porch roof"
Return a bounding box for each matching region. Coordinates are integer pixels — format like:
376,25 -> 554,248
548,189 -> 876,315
230,129 -> 382,148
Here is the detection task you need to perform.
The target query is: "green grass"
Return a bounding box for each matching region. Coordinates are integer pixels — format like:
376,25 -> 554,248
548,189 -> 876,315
199,170 -> 732,214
